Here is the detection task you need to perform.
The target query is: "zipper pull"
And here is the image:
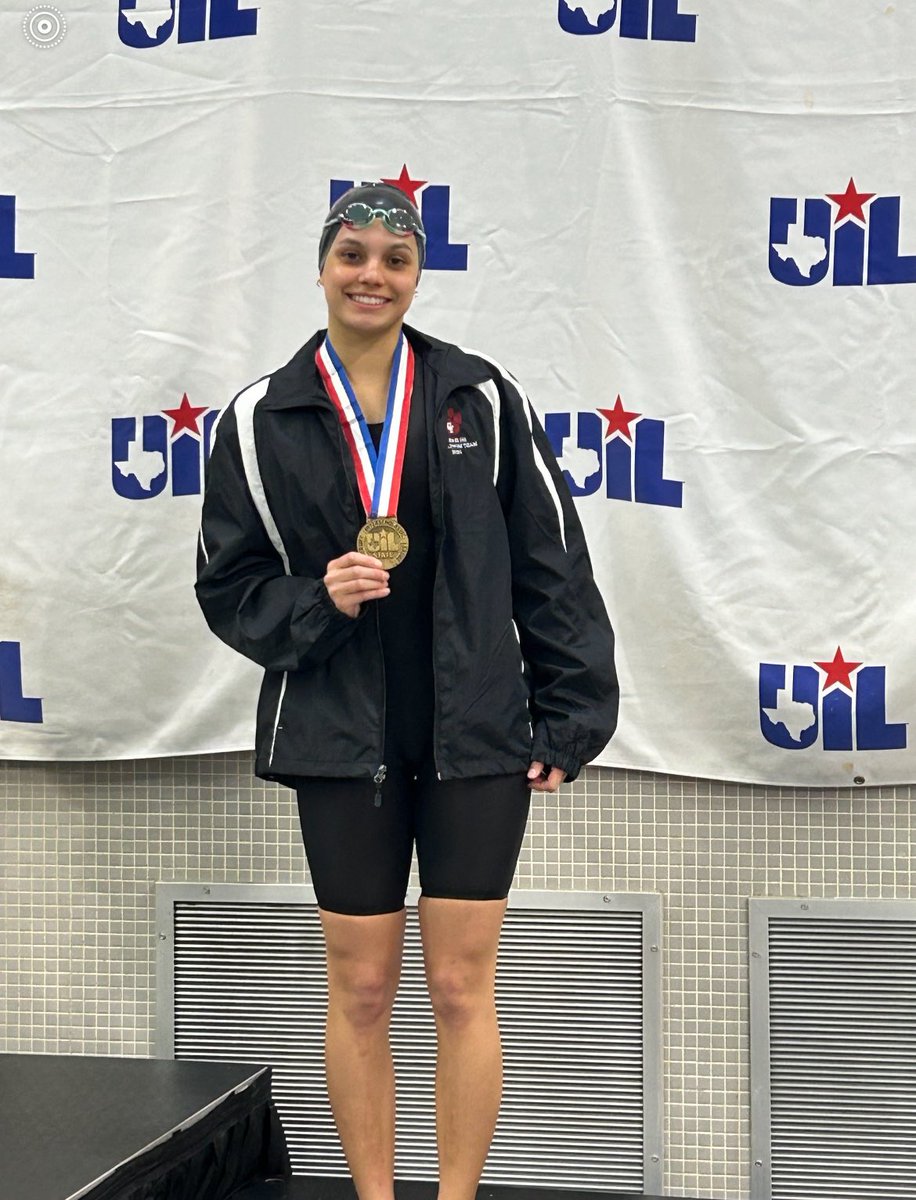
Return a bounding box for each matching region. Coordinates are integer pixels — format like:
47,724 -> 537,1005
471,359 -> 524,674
373,764 -> 387,807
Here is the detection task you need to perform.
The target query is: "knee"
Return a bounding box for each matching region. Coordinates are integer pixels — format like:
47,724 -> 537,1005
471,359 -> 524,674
330,966 -> 397,1032
427,965 -> 494,1030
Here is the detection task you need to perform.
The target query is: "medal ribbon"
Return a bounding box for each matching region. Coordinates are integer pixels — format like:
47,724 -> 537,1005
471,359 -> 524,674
316,332 -> 415,519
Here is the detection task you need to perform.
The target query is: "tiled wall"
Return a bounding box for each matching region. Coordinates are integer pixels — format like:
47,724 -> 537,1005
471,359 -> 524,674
1,753 -> 914,1199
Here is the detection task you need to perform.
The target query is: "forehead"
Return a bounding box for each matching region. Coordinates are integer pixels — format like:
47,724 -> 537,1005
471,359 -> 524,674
333,222 -> 417,256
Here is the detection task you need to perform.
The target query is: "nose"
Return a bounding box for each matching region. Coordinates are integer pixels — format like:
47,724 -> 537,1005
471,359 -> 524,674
357,256 -> 384,285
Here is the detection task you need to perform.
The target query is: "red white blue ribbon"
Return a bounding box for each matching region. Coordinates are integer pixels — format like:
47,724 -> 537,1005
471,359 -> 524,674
316,332 -> 415,519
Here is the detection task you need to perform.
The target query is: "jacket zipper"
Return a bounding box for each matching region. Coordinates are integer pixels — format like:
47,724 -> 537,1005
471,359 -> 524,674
373,763 -> 387,807
335,412 -> 388,803
374,604 -> 387,806
431,380 -> 450,782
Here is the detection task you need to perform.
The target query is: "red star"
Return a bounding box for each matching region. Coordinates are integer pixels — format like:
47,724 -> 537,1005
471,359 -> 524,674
597,396 -> 641,441
814,646 -> 863,691
162,393 -> 208,438
381,164 -> 427,207
825,178 -> 875,225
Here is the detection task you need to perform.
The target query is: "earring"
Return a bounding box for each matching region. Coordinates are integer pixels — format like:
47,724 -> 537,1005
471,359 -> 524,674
316,278 -> 323,287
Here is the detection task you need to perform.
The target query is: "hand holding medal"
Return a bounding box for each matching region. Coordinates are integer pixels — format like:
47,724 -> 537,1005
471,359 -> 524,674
323,551 -> 390,619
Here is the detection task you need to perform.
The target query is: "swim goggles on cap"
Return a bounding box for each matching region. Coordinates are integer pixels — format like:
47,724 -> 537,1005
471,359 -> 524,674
324,202 -> 426,242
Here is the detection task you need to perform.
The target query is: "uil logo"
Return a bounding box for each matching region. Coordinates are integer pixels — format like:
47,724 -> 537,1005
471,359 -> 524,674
0,642 -> 43,724
544,396 -> 683,507
111,394 -> 219,499
1,195 -> 35,279
558,0 -> 697,41
760,647 -> 906,752
118,0 -> 257,48
770,178 -> 916,287
330,165 -> 468,271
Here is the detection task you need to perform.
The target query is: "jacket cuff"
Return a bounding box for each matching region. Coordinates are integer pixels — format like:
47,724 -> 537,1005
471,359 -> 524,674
530,732 -> 582,783
289,579 -> 364,665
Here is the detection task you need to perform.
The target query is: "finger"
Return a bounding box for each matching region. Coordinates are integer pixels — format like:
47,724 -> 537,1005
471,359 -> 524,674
527,760 -> 545,781
326,563 -> 389,582
327,552 -> 385,572
527,764 -> 567,792
324,568 -> 389,593
329,575 -> 390,598
326,584 -> 390,618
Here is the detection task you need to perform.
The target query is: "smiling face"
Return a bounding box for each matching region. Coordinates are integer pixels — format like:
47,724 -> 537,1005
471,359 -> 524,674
319,221 -> 420,344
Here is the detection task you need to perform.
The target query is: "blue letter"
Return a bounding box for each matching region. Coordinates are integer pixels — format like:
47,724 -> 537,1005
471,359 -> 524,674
634,418 -> 682,507
170,432 -> 202,496
620,0 -> 648,38
557,2 -> 618,35
769,198 -> 831,287
118,0 -> 175,47
856,667 -> 907,750
177,0 -> 206,42
605,437 -> 632,501
822,688 -> 853,751
0,196 -> 35,279
832,219 -> 864,287
111,416 -> 168,499
759,664 -> 819,749
209,0 -> 258,40
545,412 -> 603,497
0,643 -> 43,723
421,187 -> 468,271
329,179 -> 355,206
651,0 -> 697,41
867,196 -> 916,285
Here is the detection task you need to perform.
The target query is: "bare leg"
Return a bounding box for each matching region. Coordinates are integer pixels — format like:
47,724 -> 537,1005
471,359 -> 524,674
419,896 -> 509,1200
320,907 -> 407,1200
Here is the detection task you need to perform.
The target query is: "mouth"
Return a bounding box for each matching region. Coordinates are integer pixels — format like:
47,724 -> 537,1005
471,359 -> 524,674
346,293 -> 390,308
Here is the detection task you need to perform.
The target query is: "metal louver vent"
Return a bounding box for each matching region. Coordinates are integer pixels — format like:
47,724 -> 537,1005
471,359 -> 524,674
749,899 -> 916,1200
156,884 -> 662,1192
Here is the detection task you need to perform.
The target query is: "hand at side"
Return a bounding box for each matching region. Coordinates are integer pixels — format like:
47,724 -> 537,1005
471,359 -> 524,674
527,761 -> 567,792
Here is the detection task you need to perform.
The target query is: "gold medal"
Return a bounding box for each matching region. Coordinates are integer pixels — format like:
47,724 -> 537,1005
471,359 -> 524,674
357,516 -> 410,568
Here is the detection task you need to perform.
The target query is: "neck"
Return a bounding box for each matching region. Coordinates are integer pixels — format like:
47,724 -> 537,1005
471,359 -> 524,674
326,320 -> 403,382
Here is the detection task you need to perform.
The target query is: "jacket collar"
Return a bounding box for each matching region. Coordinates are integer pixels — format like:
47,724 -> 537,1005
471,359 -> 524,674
259,324 -> 492,412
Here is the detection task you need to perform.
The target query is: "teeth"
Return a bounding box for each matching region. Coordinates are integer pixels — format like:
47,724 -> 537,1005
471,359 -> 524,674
349,295 -> 387,306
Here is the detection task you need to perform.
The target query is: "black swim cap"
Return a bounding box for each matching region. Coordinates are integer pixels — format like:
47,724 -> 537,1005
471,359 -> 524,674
318,182 -> 426,274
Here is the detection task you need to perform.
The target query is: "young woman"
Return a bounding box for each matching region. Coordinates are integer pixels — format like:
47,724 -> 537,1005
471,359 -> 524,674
196,182 -> 618,1200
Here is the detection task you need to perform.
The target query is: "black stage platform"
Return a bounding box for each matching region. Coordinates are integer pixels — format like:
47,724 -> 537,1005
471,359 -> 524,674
0,1053 -> 289,1200
1,1054 -> 714,1200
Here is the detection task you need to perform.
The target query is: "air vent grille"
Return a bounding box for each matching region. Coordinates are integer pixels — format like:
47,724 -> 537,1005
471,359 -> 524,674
750,903 -> 916,1200
162,888 -> 660,1191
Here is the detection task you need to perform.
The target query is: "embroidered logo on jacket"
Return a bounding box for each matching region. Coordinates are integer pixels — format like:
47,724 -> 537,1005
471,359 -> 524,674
446,408 -> 477,455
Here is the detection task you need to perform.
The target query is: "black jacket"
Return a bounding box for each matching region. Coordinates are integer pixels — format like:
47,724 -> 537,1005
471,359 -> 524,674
196,325 -> 618,786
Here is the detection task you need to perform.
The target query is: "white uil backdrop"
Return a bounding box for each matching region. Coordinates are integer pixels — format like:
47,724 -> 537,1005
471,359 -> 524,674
3,0 -> 915,786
